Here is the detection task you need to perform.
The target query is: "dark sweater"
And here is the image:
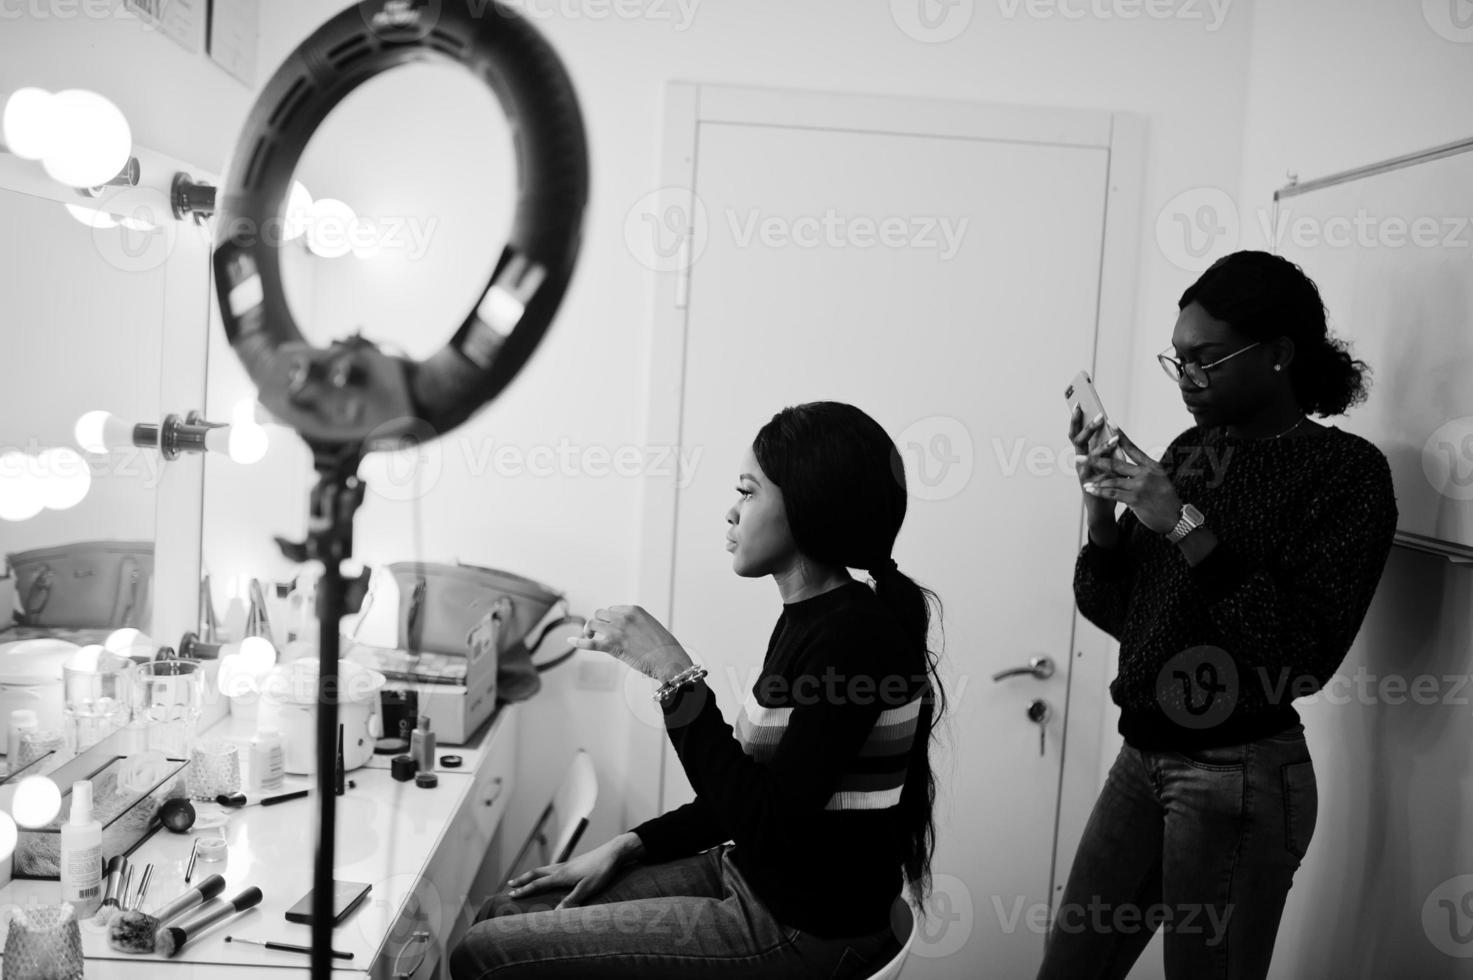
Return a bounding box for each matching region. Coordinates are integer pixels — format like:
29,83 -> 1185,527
630,579 -> 927,938
1075,423 -> 1398,750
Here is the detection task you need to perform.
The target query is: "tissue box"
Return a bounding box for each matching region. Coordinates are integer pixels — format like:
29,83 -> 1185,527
12,755 -> 187,879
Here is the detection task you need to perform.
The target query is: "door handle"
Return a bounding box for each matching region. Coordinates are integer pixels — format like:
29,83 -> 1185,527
991,656 -> 1055,682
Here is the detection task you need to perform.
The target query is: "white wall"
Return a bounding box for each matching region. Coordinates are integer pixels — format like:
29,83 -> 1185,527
1233,4 -> 1473,978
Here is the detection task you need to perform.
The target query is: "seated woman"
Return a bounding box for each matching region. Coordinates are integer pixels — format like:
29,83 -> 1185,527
450,400 -> 945,979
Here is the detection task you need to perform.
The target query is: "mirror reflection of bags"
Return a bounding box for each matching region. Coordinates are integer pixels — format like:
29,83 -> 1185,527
5,541 -> 154,631
388,562 -> 581,700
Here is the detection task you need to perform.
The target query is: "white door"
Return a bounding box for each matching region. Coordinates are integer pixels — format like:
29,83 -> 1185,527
634,86 -> 1141,978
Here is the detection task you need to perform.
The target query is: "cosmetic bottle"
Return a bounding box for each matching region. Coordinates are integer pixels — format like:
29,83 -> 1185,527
60,779 -> 103,917
249,723 -> 285,792
409,716 -> 435,773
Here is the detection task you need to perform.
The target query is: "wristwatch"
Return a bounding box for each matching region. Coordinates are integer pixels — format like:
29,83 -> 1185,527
1165,503 -> 1206,544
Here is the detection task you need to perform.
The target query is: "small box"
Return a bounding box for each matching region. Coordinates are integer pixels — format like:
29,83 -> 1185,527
12,755 -> 188,879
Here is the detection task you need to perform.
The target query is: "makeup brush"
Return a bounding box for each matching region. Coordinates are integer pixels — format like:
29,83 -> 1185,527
132,864 -> 154,912
106,873 -> 226,954
91,855 -> 129,925
157,887 -> 264,957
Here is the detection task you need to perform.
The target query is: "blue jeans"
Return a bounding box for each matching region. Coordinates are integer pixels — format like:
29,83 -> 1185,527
448,844 -> 900,979
1037,725 -> 1318,980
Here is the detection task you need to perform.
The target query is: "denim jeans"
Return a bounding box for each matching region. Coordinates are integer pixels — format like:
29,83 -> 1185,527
1037,724 -> 1318,980
448,844 -> 901,979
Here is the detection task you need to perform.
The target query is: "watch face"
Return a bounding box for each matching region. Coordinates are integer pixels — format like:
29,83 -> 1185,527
1183,504 -> 1204,523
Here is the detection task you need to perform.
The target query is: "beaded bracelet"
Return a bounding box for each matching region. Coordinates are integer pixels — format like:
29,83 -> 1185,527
653,665 -> 708,703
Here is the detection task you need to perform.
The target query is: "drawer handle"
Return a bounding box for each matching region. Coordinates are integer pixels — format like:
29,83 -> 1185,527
484,777 -> 504,807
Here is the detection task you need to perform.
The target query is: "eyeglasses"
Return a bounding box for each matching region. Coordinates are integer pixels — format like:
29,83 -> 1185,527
1157,341 -> 1262,389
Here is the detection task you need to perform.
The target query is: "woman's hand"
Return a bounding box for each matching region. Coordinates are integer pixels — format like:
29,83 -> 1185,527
1069,406 -> 1120,532
506,833 -> 641,910
1081,430 -> 1183,535
567,604 -> 694,684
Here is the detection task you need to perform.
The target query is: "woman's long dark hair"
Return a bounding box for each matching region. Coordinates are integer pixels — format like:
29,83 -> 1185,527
753,401 -> 946,912
1178,250 -> 1370,416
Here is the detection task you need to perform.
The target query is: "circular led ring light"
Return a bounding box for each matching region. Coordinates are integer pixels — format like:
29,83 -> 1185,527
213,0 -> 589,448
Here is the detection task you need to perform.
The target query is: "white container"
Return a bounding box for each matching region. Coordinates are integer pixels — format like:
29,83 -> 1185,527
258,658 -> 384,775
0,639 -> 80,738
60,779 -> 102,918
249,725 -> 285,792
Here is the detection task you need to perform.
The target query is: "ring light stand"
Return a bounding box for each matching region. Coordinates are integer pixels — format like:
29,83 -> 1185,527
211,2 -> 589,975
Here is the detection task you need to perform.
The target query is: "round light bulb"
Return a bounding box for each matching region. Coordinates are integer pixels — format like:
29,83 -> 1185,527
305,198 -> 356,259
64,203 -> 119,229
0,451 -> 43,523
74,410 -> 132,454
350,217 -> 382,260
11,776 -> 62,829
228,422 -> 269,465
104,628 -> 152,659
283,181 -> 313,242
41,89 -> 132,189
70,644 -> 104,673
0,811 -> 16,864
2,88 -> 55,160
37,447 -> 90,510
238,635 -> 277,674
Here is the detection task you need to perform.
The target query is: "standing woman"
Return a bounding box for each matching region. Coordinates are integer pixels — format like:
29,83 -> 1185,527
450,401 -> 945,979
1039,251 -> 1398,979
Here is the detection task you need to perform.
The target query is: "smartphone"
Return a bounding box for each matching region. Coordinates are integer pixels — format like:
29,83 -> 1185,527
285,880 -> 372,927
1064,370 -> 1128,461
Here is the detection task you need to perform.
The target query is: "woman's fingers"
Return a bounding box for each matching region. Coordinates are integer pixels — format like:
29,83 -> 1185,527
555,880 -> 591,911
1070,411 -> 1106,452
507,866 -> 559,896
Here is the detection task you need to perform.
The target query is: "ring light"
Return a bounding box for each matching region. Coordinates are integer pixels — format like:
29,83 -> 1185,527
212,0 -> 589,449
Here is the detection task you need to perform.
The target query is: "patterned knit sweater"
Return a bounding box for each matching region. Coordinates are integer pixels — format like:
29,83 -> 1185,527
630,579 -> 927,938
1075,423 -> 1398,750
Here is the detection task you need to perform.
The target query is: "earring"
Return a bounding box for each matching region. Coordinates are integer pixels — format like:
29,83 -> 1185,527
1273,364 -> 1282,372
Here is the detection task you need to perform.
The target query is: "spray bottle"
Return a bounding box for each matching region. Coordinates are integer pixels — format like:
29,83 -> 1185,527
60,779 -> 103,917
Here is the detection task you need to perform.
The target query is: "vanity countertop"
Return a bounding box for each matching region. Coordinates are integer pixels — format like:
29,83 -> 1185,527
0,702 -> 517,977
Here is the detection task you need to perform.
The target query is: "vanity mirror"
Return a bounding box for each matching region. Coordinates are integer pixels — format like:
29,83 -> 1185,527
0,143 -> 214,659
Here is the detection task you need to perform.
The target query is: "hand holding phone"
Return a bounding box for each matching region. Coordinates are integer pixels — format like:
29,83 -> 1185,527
1064,371 -> 1128,462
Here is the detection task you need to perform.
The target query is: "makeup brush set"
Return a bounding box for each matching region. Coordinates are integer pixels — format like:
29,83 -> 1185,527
102,867 -> 260,957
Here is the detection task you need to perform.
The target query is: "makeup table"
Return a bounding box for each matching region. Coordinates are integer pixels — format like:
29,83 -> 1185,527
0,701 -> 518,978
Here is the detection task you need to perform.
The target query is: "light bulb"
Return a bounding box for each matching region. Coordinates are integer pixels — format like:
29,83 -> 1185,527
11,776 -> 62,829
70,644 -> 104,673
37,447 -> 90,510
2,88 -> 55,160
74,410 -> 133,454
0,450 -> 43,523
283,181 -> 313,242
238,635 -> 277,671
228,422 -> 269,464
41,89 -> 132,189
64,203 -> 119,229
0,811 -> 16,864
305,198 -> 356,259
350,217 -> 382,260
104,628 -> 152,659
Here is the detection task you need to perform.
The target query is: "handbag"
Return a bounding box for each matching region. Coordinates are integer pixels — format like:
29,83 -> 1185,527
387,562 -> 580,697
5,541 -> 154,631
